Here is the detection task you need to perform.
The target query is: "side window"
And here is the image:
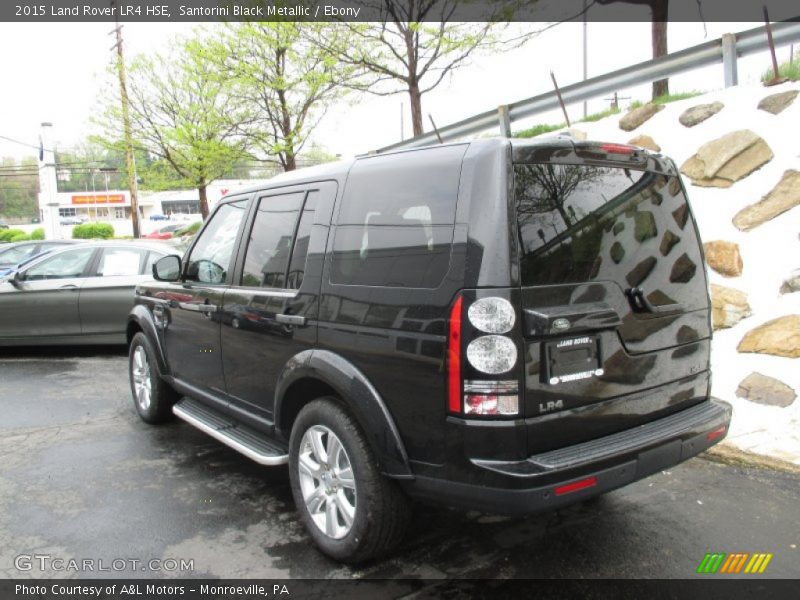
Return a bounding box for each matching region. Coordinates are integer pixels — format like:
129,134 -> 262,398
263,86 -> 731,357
286,191 -> 317,289
186,200 -> 247,284
331,145 -> 465,288
241,192 -> 305,289
24,247 -> 96,281
96,248 -> 146,277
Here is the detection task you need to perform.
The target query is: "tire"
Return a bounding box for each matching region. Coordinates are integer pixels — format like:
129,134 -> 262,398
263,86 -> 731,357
129,331 -> 179,424
288,398 -> 412,564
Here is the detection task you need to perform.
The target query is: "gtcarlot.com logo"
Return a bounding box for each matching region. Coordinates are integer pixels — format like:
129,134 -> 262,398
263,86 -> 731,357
14,554 -> 194,573
696,552 -> 773,574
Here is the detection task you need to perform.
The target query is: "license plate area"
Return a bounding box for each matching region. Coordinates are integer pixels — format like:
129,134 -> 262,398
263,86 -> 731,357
543,335 -> 602,385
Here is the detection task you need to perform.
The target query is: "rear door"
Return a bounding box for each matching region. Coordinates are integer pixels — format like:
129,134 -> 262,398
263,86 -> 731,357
220,183 -> 333,424
513,152 -> 711,453
78,246 -> 161,336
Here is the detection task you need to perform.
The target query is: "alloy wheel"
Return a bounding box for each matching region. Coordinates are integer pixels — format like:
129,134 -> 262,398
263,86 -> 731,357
132,345 -> 152,412
297,425 -> 357,540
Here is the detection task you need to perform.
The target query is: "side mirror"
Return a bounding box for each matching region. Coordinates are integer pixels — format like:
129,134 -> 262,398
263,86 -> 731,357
10,271 -> 23,287
153,255 -> 182,282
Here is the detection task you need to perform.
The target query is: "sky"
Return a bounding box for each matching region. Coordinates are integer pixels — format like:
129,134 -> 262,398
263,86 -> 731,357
0,19 -> 785,162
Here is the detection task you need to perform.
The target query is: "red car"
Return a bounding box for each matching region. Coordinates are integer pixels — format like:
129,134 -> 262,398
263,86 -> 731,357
143,224 -> 182,240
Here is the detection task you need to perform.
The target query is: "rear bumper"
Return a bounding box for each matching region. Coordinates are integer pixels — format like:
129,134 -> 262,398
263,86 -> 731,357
405,398 -> 731,516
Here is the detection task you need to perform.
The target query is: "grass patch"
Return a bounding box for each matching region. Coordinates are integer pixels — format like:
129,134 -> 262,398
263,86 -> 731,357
579,106 -> 621,123
762,55 -> 800,82
629,90 -> 703,110
512,123 -> 565,139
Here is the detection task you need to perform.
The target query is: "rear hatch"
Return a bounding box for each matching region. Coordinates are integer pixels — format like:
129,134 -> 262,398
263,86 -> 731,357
512,142 -> 711,454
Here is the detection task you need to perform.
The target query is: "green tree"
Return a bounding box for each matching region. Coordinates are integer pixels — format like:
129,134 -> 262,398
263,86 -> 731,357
314,1 -> 532,136
0,156 -> 39,219
206,22 -> 358,172
96,37 -> 253,218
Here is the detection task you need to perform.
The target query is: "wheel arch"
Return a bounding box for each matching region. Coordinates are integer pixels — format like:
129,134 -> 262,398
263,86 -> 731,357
275,349 -> 412,479
127,305 -> 169,377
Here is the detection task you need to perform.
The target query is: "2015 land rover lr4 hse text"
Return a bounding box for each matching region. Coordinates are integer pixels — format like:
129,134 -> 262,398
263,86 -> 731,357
127,137 -> 731,563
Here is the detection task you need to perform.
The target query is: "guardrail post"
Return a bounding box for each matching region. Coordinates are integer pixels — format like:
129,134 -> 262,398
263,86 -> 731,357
497,105 -> 511,137
722,33 -> 739,87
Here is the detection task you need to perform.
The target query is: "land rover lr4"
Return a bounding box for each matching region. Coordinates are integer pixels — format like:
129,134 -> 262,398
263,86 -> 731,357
128,137 -> 731,563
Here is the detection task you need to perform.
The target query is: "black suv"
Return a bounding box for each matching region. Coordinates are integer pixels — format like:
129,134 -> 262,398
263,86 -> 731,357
127,138 -> 731,563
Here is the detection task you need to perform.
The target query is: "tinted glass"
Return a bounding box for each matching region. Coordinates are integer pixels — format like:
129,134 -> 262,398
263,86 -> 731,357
186,200 -> 247,284
241,192 -> 305,288
514,164 -> 705,306
25,247 -> 95,280
331,145 -> 464,288
96,248 -> 146,276
286,191 -> 317,289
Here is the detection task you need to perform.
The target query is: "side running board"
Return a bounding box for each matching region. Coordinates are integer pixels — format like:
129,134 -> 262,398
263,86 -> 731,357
173,398 -> 288,466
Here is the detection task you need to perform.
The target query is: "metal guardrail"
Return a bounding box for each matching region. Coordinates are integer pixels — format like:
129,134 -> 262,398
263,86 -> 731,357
377,21 -> 800,153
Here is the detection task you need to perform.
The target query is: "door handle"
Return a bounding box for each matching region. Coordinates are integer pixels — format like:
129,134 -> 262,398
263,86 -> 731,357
625,288 -> 683,314
178,302 -> 218,313
59,284 -> 79,291
524,302 -> 621,336
276,313 -> 307,327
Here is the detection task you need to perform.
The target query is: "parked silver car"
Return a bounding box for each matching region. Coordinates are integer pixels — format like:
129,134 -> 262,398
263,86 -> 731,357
0,241 -> 170,346
0,240 -> 81,276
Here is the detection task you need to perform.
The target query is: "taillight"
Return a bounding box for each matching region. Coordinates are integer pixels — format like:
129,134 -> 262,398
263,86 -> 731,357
600,143 -> 636,155
467,297 -> 515,333
449,294 -> 520,417
463,380 -> 519,416
466,335 -> 517,374
447,295 -> 463,413
707,425 -> 727,441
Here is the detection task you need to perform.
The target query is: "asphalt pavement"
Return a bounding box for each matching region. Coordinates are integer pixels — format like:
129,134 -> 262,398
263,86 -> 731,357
0,347 -> 798,581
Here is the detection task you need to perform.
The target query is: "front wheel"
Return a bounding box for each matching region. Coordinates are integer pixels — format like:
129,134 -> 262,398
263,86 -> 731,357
288,398 -> 411,563
129,332 -> 178,424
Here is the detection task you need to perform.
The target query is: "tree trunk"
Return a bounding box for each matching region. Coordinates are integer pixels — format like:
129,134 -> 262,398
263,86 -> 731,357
198,184 -> 209,220
284,152 -> 297,171
408,81 -> 423,137
651,0 -> 669,99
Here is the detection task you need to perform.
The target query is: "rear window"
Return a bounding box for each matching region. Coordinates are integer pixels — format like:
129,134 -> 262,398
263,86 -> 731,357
514,163 -> 704,294
330,145 -> 466,288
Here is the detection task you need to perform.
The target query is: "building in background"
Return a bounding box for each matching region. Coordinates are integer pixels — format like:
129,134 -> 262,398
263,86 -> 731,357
44,179 -> 270,224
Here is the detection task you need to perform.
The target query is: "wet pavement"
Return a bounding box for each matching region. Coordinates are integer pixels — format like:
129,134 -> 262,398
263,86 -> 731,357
1,347 -> 798,580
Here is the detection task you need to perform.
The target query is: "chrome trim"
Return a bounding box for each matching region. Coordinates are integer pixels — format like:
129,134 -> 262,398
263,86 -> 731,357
463,380 -> 519,394
172,404 -> 288,466
177,302 -> 218,313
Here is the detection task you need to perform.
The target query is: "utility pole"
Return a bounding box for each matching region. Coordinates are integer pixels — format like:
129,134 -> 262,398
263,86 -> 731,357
38,123 -> 61,240
109,1 -> 140,238
582,0 -> 588,119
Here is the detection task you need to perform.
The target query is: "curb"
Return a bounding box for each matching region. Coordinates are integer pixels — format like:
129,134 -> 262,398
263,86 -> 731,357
703,442 -> 800,474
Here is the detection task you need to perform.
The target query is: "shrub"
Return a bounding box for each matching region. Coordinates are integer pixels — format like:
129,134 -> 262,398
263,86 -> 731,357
72,222 -> 115,239
175,221 -> 202,237
0,229 -> 28,242
9,232 -> 30,242
30,228 -> 45,240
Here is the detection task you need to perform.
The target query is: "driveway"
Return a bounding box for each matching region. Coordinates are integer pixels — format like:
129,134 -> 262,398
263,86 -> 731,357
1,348 -> 798,580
